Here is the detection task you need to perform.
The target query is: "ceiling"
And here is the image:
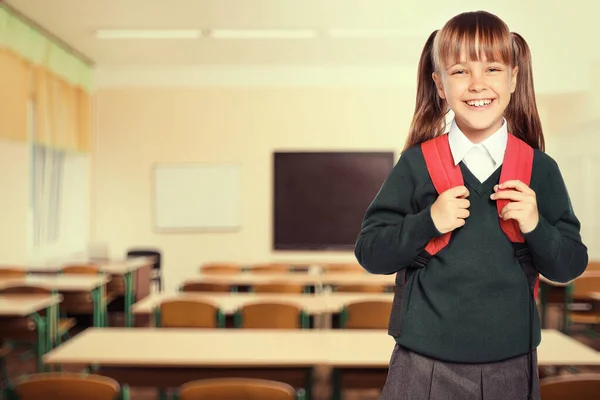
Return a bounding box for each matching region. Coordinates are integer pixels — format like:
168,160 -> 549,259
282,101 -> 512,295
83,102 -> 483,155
5,0 -> 597,68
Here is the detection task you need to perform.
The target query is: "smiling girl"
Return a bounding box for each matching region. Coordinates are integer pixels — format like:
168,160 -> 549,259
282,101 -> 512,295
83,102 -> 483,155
354,10 -> 588,400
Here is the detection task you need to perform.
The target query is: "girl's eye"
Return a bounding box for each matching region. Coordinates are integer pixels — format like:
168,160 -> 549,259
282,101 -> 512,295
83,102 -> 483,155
452,70 -> 466,75
488,67 -> 502,72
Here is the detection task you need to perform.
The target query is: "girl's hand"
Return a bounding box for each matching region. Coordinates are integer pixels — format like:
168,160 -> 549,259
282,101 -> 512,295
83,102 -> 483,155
430,185 -> 470,234
490,180 -> 539,234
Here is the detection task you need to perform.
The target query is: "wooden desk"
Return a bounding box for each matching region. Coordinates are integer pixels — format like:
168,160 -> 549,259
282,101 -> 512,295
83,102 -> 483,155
98,259 -> 152,327
7,259 -> 152,328
324,329 -> 600,367
43,328 -> 600,394
0,294 -> 61,317
186,272 -> 395,291
44,328 -> 316,392
0,294 -> 62,371
0,275 -> 108,327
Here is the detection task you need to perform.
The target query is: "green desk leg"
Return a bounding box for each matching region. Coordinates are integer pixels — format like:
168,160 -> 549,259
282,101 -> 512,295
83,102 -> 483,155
121,385 -> 130,400
29,313 -> 45,372
123,271 -> 136,328
91,285 -> 108,327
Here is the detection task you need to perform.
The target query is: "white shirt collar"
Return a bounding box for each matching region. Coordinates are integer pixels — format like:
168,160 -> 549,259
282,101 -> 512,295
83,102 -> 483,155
447,118 -> 508,167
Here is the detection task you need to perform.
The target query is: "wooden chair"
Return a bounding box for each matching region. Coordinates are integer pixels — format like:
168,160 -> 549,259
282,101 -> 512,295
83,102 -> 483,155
248,264 -> 292,274
181,282 -> 232,293
568,276 -> 600,334
235,302 -> 308,329
340,300 -> 393,329
200,263 -> 242,275
585,261 -> 600,272
179,378 -> 297,400
334,284 -> 386,293
539,373 -> 600,400
14,372 -> 122,400
253,283 -> 306,294
322,263 -> 364,273
156,299 -> 224,328
62,264 -> 123,298
0,267 -> 26,278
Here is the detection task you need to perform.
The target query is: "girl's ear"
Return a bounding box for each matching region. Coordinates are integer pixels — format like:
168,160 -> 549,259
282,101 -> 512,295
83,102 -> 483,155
510,66 -> 519,94
432,72 -> 446,99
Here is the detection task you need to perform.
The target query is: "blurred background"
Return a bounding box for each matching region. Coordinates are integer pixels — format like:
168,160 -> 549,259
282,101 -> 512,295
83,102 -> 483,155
0,1 -> 598,400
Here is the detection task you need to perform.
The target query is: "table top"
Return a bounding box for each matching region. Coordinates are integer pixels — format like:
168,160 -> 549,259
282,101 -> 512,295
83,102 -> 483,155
0,294 -> 62,316
0,275 -> 108,292
132,292 -> 395,315
43,328 -> 600,368
5,256 -> 155,276
187,272 -> 395,287
44,328 -> 322,367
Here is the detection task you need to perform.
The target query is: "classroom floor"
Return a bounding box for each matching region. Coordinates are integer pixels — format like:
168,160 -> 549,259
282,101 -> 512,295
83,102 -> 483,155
4,307 -> 600,400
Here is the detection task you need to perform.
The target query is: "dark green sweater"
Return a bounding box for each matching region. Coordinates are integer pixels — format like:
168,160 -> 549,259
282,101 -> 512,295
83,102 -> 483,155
355,144 -> 588,363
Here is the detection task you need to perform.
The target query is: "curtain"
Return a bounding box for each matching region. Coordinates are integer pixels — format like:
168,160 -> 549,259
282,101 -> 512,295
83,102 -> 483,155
0,3 -> 93,257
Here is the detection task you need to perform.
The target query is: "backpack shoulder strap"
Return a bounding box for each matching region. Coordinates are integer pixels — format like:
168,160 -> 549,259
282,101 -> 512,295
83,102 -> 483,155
420,134 -> 464,257
497,134 -> 534,243
498,133 -> 539,297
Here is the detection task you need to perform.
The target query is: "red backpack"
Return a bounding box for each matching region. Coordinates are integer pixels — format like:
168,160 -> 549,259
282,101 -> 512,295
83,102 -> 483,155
418,133 -> 539,298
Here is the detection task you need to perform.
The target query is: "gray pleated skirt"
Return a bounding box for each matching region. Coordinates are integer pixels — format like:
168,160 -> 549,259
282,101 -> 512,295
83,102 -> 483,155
380,343 -> 540,400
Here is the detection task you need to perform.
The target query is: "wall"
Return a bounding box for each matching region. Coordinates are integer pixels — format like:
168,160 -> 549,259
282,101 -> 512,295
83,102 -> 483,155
545,60 -> 600,260
92,82 -> 598,291
93,86 -> 411,290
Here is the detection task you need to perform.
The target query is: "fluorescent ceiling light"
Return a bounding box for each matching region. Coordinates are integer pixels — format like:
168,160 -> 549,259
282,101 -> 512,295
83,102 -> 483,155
96,29 -> 201,39
208,29 -> 319,39
328,29 -> 406,38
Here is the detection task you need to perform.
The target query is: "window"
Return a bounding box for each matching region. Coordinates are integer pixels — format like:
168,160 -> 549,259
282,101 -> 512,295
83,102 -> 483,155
28,99 -> 89,261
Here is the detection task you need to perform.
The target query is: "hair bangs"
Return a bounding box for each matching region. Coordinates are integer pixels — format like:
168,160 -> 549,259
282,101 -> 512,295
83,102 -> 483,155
433,11 -> 513,71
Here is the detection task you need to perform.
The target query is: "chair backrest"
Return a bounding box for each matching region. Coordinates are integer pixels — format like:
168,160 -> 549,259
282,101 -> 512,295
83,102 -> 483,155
586,261 -> 600,272
572,276 -> 600,300
159,299 -> 220,328
334,284 -> 386,293
14,372 -> 120,400
248,264 -> 291,274
239,302 -> 303,329
342,300 -> 393,329
179,378 -> 296,400
0,285 -> 52,295
200,263 -> 242,275
181,282 -> 232,293
0,267 -> 26,278
127,249 -> 161,271
539,373 -> 600,400
253,283 -> 305,294
322,263 -> 364,273
61,264 -> 99,275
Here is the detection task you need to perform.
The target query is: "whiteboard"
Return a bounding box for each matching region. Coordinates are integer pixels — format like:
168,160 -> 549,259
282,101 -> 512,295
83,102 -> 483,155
152,163 -> 241,231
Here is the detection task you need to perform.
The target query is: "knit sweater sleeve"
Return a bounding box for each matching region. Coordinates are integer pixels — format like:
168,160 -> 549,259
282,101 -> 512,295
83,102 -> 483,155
354,150 -> 442,275
523,157 -> 588,282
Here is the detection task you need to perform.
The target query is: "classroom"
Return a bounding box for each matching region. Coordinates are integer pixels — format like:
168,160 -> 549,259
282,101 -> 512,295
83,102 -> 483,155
0,1 -> 599,399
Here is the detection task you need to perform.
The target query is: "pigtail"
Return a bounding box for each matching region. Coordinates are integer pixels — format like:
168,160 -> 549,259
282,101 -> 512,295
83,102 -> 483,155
506,32 -> 545,151
403,30 -> 447,152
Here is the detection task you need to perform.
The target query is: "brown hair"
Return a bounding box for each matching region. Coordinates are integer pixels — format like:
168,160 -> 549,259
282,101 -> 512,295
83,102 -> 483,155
403,11 -> 545,152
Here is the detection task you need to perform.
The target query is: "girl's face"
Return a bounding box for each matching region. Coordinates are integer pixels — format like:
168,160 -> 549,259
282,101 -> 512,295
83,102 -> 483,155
432,51 -> 518,143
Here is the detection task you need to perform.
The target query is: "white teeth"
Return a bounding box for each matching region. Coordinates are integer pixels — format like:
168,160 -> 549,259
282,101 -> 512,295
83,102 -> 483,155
467,99 -> 492,107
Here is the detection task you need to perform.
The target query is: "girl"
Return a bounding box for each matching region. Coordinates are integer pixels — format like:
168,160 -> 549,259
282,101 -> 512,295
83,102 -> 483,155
354,10 -> 588,400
